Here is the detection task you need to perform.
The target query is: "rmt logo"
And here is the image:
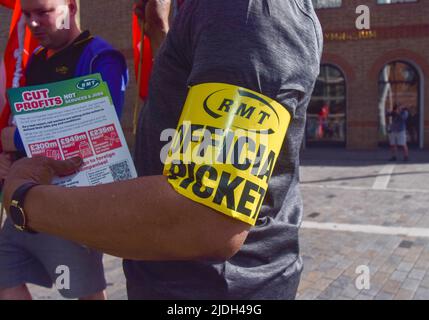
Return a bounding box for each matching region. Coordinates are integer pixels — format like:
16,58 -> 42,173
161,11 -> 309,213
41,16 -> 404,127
202,88 -> 280,134
215,98 -> 271,125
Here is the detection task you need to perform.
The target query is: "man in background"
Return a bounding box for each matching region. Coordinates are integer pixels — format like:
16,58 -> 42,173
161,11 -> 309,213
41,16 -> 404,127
387,105 -> 409,162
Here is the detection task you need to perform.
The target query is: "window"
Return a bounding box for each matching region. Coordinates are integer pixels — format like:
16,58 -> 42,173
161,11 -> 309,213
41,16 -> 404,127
307,64 -> 347,146
312,0 -> 342,9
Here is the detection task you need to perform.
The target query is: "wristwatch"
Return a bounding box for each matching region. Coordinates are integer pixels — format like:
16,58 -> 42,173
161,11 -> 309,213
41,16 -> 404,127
9,182 -> 40,233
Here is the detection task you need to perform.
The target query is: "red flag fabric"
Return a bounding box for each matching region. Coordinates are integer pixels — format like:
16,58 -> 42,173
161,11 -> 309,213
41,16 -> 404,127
0,61 -> 6,117
131,0 -> 186,100
132,11 -> 153,100
0,0 -> 38,151
0,0 -> 15,10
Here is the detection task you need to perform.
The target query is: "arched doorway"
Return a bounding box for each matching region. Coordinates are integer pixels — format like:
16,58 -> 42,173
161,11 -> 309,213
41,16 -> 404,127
306,64 -> 347,147
378,61 -> 421,148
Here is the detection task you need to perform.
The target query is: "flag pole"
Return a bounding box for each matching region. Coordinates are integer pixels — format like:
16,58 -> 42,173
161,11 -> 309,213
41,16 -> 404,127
133,22 -> 145,136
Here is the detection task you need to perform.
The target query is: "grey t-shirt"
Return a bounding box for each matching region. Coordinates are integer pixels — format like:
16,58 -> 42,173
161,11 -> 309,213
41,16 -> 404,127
128,0 -> 323,299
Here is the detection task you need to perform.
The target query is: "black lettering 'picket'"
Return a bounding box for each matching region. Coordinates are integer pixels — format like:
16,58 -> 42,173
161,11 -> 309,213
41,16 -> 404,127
213,172 -> 244,210
193,165 -> 218,199
179,162 -> 196,189
237,180 -> 260,216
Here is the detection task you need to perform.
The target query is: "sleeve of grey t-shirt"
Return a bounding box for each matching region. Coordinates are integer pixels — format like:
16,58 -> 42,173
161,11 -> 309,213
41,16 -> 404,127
170,0 -> 323,113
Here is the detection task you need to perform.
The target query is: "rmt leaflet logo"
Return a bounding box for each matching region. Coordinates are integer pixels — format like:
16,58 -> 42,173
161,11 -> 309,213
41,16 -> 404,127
76,78 -> 100,90
203,88 -> 280,135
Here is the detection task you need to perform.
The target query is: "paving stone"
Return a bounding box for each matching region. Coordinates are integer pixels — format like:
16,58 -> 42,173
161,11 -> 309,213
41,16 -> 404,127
413,239 -> 429,247
318,261 -> 338,272
340,284 -> 361,299
394,289 -> 415,300
377,264 -> 396,274
354,294 -> 373,300
414,258 -> 429,269
420,276 -> 429,289
336,296 -> 353,300
413,288 -> 429,300
317,285 -> 344,300
297,289 -> 322,300
298,280 -> 313,292
393,247 -> 409,257
343,265 -> 359,278
382,280 -> 402,295
397,262 -> 415,273
324,268 -> 344,280
390,270 -> 408,282
335,259 -> 354,270
311,278 -> 333,292
363,284 -> 383,298
386,255 -> 403,266
402,253 -> 421,264
374,292 -> 394,300
398,240 -> 414,249
408,269 -> 426,281
330,275 -> 354,290
400,278 -> 420,292
304,271 -> 323,283
379,264 -> 396,274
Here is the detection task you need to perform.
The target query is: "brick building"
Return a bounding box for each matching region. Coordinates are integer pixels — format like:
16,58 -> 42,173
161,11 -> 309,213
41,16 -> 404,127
311,0 -> 429,149
2,0 -> 428,149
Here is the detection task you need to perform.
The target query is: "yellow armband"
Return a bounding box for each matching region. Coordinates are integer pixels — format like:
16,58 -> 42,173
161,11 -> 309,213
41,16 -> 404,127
163,83 -> 291,226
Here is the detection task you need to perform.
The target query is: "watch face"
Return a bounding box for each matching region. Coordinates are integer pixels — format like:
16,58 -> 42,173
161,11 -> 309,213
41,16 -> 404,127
10,204 -> 25,230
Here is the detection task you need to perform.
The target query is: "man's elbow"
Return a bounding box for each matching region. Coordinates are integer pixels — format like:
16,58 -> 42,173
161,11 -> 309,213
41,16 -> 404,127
200,222 -> 250,261
211,233 -> 248,261
125,231 -> 247,262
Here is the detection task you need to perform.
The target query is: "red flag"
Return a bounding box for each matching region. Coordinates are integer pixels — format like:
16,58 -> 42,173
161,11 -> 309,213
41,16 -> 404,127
0,0 -> 38,151
0,0 -> 15,9
0,62 -> 6,119
132,11 -> 153,100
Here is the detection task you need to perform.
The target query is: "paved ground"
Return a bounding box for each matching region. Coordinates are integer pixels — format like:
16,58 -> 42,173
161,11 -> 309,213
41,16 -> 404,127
297,148 -> 429,300
3,147 -> 429,300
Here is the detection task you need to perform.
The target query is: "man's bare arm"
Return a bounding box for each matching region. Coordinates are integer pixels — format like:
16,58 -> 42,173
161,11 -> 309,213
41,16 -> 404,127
135,0 -> 171,56
4,158 -> 250,261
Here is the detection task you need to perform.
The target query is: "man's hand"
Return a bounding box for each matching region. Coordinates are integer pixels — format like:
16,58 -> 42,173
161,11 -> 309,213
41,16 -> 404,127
2,156 -> 83,212
134,0 -> 171,56
1,127 -> 18,152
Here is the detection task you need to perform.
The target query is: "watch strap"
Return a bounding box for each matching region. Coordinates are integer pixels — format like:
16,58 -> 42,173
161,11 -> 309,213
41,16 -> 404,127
10,182 -> 40,233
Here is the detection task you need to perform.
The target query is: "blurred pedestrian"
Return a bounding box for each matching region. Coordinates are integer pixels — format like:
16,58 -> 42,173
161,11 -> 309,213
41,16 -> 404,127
387,105 -> 409,162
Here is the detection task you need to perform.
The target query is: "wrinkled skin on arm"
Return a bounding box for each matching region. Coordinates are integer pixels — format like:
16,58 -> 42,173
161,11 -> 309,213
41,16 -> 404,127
134,0 -> 171,56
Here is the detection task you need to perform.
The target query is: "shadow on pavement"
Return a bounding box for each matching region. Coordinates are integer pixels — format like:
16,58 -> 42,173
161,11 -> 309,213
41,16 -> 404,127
300,147 -> 429,167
